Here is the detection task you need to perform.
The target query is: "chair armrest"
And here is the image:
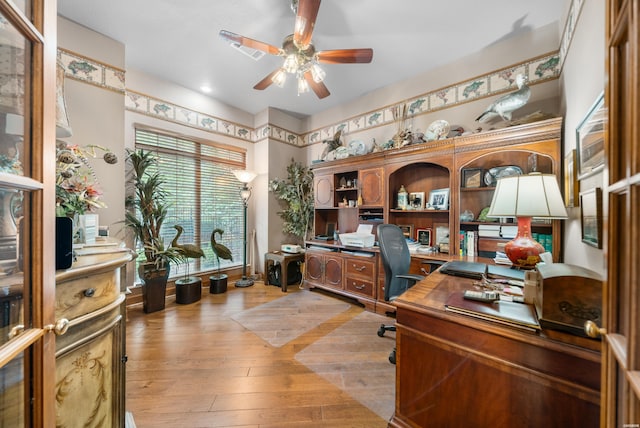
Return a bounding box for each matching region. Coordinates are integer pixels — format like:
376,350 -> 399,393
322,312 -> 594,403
396,274 -> 425,283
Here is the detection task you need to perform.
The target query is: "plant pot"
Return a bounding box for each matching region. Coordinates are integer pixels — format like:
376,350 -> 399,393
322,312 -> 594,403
176,276 -> 202,304
209,274 -> 228,294
140,265 -> 169,313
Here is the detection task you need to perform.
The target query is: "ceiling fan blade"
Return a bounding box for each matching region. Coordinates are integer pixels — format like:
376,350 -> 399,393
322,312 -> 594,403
317,48 -> 374,64
253,69 -> 281,90
219,30 -> 281,56
304,70 -> 330,99
294,0 -> 320,49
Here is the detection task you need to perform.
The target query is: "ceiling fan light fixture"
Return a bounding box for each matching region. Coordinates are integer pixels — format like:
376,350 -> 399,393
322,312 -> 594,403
272,69 -> 287,87
297,77 -> 309,96
310,63 -> 325,83
283,54 -> 298,73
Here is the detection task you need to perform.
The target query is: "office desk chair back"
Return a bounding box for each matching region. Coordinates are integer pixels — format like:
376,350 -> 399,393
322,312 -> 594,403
376,224 -> 425,363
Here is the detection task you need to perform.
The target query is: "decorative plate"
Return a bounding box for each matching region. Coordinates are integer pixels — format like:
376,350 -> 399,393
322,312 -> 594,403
425,120 -> 450,141
483,165 -> 524,186
347,140 -> 366,156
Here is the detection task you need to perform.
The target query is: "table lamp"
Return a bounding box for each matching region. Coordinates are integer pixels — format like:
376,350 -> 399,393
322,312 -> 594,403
233,169 -> 257,287
486,172 -> 567,268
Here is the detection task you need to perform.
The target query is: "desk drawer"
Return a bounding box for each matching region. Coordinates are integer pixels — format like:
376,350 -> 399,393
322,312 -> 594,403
345,258 -> 376,277
345,276 -> 375,297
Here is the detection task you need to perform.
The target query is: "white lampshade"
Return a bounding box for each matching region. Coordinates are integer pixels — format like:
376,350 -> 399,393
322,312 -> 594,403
487,172 -> 568,219
233,170 -> 257,184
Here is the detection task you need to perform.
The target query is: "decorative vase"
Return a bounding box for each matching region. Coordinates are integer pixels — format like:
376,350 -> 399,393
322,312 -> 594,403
504,217 -> 545,269
176,276 -> 202,304
209,274 -> 228,294
140,264 -> 169,313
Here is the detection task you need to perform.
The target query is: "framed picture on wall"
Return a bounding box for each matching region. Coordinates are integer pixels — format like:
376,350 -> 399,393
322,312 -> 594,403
580,187 -> 602,248
576,92 -> 605,179
564,149 -> 579,207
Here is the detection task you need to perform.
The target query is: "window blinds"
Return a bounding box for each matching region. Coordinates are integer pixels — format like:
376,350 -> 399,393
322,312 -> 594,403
134,127 -> 246,279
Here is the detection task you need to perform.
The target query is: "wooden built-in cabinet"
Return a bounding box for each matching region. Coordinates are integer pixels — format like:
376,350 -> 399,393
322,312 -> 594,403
54,244 -> 134,427
306,117 -> 562,310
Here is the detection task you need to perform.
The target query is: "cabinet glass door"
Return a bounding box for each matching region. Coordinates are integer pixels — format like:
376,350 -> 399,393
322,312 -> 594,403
0,0 -> 57,426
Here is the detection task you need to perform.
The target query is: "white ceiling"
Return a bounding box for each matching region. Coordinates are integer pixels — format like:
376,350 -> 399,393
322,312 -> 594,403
57,0 -> 566,118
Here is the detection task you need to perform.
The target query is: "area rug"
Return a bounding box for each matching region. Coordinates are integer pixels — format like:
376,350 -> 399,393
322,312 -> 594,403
294,311 -> 396,422
231,290 -> 351,347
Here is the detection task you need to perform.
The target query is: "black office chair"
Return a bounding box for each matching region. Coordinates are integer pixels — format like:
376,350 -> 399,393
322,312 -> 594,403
376,224 -> 425,364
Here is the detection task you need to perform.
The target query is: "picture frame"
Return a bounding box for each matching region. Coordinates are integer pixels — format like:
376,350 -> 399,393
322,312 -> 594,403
397,224 -> 414,239
416,228 -> 432,245
576,92 -> 605,179
564,149 -> 579,207
428,188 -> 450,210
408,192 -> 425,210
433,222 -> 450,253
461,168 -> 483,188
580,187 -> 602,248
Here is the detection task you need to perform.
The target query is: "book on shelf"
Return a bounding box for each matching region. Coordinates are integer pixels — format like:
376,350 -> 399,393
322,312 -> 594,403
445,291 -> 540,333
458,230 -> 478,257
501,225 -> 518,239
478,224 -> 502,237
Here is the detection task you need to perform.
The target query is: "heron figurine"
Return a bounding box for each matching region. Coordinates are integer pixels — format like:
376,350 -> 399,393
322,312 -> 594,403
210,228 -> 233,277
171,225 -> 205,280
475,74 -> 531,123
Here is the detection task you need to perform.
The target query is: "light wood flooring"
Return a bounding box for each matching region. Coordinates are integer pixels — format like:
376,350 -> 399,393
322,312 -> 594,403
125,281 -> 396,427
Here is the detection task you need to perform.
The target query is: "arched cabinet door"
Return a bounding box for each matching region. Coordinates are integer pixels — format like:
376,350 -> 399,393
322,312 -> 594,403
359,167 -> 383,207
314,173 -> 334,208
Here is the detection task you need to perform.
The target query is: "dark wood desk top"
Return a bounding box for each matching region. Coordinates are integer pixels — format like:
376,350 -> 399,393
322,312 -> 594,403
394,269 -> 602,354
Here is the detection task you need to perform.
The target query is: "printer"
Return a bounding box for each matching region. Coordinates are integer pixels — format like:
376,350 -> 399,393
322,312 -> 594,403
338,224 -> 375,248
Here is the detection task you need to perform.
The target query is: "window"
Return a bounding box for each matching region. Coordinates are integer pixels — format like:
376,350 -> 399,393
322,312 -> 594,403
134,127 -> 246,280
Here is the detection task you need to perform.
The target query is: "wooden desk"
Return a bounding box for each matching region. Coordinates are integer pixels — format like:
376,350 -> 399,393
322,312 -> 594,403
389,271 -> 601,428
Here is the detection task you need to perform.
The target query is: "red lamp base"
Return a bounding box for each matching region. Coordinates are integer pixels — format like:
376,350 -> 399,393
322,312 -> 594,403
504,217 -> 545,269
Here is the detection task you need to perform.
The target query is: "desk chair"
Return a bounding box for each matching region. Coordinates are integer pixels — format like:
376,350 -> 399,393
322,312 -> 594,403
376,224 -> 425,364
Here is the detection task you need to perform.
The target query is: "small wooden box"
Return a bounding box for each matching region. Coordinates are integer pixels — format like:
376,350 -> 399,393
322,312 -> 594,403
535,263 -> 603,338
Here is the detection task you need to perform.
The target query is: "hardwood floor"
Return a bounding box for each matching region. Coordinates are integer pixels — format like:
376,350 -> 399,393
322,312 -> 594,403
125,281 -> 396,427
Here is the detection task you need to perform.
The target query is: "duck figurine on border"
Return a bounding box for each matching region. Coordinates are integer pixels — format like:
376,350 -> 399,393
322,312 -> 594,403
476,74 -> 531,123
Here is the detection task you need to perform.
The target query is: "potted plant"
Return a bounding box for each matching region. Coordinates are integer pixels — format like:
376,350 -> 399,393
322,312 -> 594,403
124,149 -> 183,313
268,158 -> 315,243
209,228 -> 233,294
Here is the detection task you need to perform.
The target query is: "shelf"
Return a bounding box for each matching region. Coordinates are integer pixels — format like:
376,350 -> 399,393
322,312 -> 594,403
391,209 -> 449,213
460,187 -> 495,192
336,187 -> 358,192
460,221 -> 552,228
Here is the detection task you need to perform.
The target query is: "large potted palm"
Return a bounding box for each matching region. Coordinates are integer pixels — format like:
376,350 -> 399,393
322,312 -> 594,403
125,149 -> 182,313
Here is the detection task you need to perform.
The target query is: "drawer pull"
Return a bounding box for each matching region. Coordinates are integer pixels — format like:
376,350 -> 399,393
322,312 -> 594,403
45,318 -> 70,336
84,288 -> 96,297
352,264 -> 366,272
353,283 -> 366,290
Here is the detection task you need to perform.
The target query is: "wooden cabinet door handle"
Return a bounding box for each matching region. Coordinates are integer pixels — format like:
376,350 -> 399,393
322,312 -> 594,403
352,264 -> 366,272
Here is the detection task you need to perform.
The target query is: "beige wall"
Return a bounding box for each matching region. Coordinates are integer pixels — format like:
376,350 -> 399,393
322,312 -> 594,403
57,17 -> 125,230
559,0 -> 606,276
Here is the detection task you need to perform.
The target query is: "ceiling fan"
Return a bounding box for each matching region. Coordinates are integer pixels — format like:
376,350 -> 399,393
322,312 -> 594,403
219,0 -> 373,99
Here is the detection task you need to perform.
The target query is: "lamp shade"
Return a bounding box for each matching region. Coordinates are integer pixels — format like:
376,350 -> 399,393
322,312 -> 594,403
487,172 -> 568,219
233,170 -> 257,184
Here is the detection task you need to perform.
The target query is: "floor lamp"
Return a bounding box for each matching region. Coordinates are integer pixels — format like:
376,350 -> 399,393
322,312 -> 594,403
233,170 -> 257,287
